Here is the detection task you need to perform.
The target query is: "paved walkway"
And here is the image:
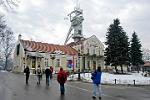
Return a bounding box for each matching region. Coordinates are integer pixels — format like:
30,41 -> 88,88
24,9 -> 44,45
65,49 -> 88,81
0,71 -> 150,100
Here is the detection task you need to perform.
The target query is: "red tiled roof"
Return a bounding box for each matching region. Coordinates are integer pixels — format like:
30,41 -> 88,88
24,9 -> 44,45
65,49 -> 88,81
21,40 -> 78,55
144,61 -> 150,67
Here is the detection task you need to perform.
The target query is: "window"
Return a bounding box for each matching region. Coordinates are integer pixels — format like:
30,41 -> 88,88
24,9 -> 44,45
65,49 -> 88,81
56,59 -> 60,67
93,46 -> 95,54
16,44 -> 20,55
45,58 -> 48,67
76,59 -> 78,68
78,30 -> 81,35
32,57 -> 36,68
87,61 -> 90,70
76,57 -> 80,68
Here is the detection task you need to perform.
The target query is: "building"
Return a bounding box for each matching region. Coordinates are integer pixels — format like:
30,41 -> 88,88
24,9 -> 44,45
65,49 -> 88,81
68,35 -> 105,72
13,35 -> 78,74
13,6 -> 105,73
13,34 -> 105,74
143,61 -> 150,72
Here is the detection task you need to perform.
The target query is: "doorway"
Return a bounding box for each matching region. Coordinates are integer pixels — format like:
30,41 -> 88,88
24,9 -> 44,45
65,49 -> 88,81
93,61 -> 96,70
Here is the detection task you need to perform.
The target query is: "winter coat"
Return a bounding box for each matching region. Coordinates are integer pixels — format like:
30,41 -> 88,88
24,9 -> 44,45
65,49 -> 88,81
91,70 -> 102,85
57,68 -> 67,84
37,68 -> 42,76
49,67 -> 53,78
45,68 -> 51,77
24,67 -> 30,75
50,67 -> 53,73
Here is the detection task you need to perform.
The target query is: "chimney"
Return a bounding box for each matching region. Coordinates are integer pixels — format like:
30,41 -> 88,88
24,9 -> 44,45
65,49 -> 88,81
18,34 -> 22,40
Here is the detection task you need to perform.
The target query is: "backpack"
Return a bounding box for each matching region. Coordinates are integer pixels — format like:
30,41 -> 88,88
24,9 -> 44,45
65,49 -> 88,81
37,69 -> 41,74
60,74 -> 65,83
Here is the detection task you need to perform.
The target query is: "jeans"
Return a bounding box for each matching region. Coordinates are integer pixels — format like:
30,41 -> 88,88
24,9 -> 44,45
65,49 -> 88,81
26,74 -> 29,84
46,76 -> 49,86
92,84 -> 102,97
60,84 -> 65,94
37,75 -> 41,84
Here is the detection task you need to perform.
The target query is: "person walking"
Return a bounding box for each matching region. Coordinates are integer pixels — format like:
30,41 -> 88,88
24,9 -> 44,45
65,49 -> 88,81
91,66 -> 102,99
24,66 -> 30,85
45,67 -> 51,86
36,65 -> 42,85
57,67 -> 67,95
49,66 -> 53,82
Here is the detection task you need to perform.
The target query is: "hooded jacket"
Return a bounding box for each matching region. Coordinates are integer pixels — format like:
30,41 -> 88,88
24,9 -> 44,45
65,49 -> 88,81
57,68 -> 67,84
91,70 -> 102,84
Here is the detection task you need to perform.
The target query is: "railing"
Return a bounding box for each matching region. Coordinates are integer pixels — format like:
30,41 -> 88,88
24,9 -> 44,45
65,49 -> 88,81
112,79 -> 150,85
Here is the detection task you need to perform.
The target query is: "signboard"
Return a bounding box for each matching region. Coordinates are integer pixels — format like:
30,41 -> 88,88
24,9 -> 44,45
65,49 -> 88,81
67,60 -> 73,68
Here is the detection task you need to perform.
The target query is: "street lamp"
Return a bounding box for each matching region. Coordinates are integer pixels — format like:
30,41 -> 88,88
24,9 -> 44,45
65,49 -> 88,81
78,52 -> 81,80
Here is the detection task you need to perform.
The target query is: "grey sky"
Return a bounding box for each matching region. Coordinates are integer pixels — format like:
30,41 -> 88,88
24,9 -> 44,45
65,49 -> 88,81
0,0 -> 150,49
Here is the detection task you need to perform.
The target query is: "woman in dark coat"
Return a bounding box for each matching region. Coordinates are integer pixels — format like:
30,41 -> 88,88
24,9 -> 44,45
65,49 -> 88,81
24,66 -> 30,85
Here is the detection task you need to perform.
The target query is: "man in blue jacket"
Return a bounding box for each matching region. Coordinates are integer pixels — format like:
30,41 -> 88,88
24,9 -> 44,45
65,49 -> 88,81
91,66 -> 102,99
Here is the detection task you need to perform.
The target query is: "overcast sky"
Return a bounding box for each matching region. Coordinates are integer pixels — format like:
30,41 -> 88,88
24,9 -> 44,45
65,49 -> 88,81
0,0 -> 150,49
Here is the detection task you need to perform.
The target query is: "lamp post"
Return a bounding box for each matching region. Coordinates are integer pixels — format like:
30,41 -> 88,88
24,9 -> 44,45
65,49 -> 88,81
78,53 -> 81,80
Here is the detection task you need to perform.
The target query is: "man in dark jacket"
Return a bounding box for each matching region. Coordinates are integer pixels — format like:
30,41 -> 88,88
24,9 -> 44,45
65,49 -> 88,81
57,67 -> 67,95
91,66 -> 102,99
45,68 -> 51,86
24,66 -> 30,85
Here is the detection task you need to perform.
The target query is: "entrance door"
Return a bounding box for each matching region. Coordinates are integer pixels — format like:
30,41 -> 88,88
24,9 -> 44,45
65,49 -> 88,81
93,61 -> 96,70
32,57 -> 36,74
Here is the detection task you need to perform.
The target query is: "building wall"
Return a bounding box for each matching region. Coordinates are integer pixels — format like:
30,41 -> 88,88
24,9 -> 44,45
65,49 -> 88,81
13,35 -> 104,73
13,40 -> 25,72
83,35 -> 104,56
17,52 -> 77,74
72,35 -> 105,71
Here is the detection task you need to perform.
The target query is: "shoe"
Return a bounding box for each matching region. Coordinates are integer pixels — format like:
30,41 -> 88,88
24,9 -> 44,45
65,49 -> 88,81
99,97 -> 102,99
92,96 -> 96,99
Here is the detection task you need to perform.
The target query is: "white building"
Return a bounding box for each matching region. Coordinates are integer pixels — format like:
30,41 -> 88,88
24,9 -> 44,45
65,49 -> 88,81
68,35 -> 105,72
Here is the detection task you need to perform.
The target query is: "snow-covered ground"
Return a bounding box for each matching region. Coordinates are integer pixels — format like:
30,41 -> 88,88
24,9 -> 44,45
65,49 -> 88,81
0,70 -> 7,72
68,72 -> 150,85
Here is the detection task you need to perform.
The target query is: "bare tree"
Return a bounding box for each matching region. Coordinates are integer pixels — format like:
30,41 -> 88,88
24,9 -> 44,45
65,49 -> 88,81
0,0 -> 19,10
1,27 -> 15,70
0,15 -> 6,62
0,15 -> 6,41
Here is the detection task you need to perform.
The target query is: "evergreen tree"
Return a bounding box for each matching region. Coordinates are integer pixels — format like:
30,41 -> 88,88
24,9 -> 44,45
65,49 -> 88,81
130,31 -> 143,72
105,18 -> 130,73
